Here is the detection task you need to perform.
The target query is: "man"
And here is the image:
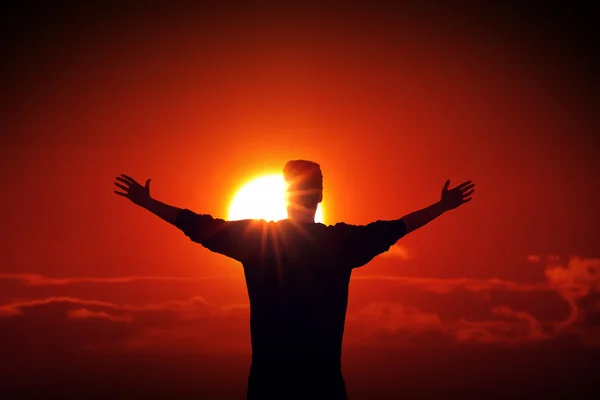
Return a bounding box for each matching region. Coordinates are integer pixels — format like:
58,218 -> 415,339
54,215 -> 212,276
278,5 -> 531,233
114,160 -> 474,399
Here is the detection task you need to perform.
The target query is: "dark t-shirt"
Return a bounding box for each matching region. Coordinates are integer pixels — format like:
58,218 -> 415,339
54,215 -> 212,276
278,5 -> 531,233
176,209 -> 406,398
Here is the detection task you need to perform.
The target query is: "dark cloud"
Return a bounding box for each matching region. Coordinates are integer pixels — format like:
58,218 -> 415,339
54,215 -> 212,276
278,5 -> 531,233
0,273 -> 222,286
351,256 -> 600,344
353,273 -> 544,293
0,256 -> 599,398
0,295 -> 249,368
1,256 -> 598,357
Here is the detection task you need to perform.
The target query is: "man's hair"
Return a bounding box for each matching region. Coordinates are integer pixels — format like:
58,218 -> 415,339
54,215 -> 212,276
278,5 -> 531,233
283,160 -> 323,209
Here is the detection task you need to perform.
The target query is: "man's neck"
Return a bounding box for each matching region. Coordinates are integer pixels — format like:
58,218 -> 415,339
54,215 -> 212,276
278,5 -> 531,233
287,207 -> 317,223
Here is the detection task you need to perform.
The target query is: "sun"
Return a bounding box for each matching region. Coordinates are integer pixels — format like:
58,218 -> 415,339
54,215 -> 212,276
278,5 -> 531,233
228,174 -> 323,223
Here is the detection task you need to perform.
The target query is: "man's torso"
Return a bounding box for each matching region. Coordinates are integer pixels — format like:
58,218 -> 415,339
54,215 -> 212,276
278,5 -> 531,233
241,220 -> 352,367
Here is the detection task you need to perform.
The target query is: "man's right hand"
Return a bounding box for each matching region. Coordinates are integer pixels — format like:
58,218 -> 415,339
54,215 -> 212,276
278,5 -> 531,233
114,174 -> 152,206
440,179 -> 475,211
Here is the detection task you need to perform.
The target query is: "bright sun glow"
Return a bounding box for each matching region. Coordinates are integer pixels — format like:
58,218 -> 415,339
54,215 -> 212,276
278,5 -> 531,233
228,174 -> 323,223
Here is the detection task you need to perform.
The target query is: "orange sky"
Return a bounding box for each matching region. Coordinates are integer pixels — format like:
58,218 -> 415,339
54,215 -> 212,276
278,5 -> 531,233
1,2 -> 599,398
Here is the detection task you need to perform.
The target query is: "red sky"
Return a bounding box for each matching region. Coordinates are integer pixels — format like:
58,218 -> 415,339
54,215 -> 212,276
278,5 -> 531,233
1,2 -> 599,398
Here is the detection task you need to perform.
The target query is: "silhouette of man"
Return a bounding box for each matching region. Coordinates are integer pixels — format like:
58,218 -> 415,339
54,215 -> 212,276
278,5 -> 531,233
114,160 -> 474,399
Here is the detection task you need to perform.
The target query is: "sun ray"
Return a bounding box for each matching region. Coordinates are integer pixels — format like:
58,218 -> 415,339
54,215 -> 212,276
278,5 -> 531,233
286,218 -> 317,243
270,224 -> 284,287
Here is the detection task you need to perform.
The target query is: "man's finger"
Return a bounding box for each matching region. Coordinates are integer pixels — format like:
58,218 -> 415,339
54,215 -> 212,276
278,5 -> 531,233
443,179 -> 450,190
145,178 -> 151,188
114,191 -> 127,197
455,180 -> 472,191
463,197 -> 472,203
461,184 -> 475,193
116,177 -> 131,186
114,182 -> 128,191
463,189 -> 474,197
121,174 -> 137,184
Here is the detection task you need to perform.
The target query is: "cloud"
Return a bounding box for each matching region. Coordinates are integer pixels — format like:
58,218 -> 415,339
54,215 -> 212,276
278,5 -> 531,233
0,273 -> 228,286
347,301 -> 552,346
455,306 -> 550,344
381,244 -> 415,260
352,302 -> 443,333
544,257 -> 600,331
2,255 -> 599,356
347,256 -> 600,346
0,306 -> 21,317
345,301 -> 448,347
455,320 -> 536,344
353,274 -> 544,294
68,308 -> 133,322
0,295 -> 248,320
0,294 -> 250,362
0,296 -> 123,317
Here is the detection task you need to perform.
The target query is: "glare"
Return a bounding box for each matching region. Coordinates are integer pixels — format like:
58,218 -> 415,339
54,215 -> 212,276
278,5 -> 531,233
228,174 -> 323,223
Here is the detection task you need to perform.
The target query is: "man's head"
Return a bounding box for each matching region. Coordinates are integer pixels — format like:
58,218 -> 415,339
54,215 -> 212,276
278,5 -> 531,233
283,160 -> 323,214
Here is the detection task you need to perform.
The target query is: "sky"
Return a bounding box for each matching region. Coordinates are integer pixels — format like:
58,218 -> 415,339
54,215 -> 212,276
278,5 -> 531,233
1,2 -> 599,398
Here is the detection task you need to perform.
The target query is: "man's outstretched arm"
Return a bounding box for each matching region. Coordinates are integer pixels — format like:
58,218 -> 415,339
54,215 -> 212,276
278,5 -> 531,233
400,179 -> 475,234
337,179 -> 475,269
114,174 -> 181,225
114,173 -> 251,261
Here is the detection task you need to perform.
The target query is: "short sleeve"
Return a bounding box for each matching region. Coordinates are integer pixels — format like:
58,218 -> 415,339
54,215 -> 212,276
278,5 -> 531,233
332,219 -> 407,269
176,209 -> 254,261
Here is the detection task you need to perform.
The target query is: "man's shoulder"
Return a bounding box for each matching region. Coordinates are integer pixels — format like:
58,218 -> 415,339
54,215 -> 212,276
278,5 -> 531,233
328,221 -> 360,231
229,218 -> 268,227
